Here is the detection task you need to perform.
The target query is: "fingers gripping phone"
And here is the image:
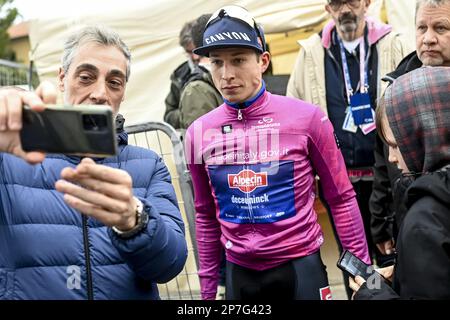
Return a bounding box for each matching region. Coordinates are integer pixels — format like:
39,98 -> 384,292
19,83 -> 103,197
337,250 -> 381,281
20,104 -> 117,157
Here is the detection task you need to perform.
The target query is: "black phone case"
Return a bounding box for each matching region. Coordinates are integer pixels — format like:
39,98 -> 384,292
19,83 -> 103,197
20,106 -> 117,157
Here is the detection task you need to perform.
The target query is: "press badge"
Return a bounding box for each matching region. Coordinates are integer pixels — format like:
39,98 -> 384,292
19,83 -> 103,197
343,106 -> 358,133
350,93 -> 373,126
360,109 -> 376,135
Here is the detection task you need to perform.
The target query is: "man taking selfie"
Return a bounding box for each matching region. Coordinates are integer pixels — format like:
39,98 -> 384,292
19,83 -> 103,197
0,25 -> 187,299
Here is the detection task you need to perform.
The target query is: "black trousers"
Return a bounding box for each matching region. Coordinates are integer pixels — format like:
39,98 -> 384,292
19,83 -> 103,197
225,251 -> 330,300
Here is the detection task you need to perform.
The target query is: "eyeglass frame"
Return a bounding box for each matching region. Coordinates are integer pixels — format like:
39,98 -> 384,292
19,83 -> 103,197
205,6 -> 267,52
328,0 -> 363,11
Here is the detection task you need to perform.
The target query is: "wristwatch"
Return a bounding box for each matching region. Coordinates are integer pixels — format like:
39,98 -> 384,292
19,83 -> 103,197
112,197 -> 149,239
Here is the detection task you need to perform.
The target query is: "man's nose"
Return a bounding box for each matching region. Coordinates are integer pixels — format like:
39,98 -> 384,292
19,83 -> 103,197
221,63 -> 235,81
89,80 -> 108,104
423,29 -> 437,46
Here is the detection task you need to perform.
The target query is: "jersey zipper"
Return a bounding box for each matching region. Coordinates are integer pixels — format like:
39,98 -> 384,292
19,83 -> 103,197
244,164 -> 255,224
82,215 -> 94,300
237,109 -> 243,121
240,111 -> 256,227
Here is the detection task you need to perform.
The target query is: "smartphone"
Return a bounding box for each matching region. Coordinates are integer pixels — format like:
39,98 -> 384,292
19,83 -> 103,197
20,104 -> 117,157
337,250 -> 381,281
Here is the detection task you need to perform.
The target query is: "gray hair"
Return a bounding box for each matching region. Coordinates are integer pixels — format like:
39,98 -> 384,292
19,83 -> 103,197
178,20 -> 195,49
61,25 -> 131,81
416,0 -> 450,20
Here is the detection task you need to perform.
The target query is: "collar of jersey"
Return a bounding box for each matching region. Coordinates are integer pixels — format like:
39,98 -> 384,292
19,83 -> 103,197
224,80 -> 266,109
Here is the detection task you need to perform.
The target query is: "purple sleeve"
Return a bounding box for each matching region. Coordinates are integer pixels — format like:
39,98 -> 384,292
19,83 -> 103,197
307,108 -> 371,264
185,126 -> 222,300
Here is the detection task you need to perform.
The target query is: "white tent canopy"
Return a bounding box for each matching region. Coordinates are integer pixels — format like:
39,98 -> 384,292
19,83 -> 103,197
29,0 -> 415,126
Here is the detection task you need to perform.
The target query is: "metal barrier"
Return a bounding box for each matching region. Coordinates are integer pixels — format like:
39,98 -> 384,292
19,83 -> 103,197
0,59 -> 38,88
0,59 -> 28,86
125,121 -> 200,300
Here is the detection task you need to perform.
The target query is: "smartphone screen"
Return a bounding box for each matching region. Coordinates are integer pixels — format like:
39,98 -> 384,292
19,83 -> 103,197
337,250 -> 375,280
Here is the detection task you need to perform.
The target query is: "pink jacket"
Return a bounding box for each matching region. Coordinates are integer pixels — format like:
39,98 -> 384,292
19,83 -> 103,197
185,91 -> 370,300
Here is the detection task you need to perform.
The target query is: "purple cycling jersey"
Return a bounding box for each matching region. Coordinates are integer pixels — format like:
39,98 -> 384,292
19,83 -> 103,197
185,91 -> 370,300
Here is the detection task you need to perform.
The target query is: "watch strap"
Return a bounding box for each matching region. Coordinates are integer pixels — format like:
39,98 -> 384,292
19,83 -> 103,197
112,197 -> 149,239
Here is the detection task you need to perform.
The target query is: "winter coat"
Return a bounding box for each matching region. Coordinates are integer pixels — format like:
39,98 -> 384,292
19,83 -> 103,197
355,67 -> 450,300
0,121 -> 187,299
179,66 -> 222,129
369,51 -> 423,243
356,167 -> 450,299
164,61 -> 194,129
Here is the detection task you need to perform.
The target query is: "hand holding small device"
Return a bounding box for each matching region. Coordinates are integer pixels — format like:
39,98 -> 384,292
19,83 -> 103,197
20,104 -> 117,157
337,250 -> 385,281
0,83 -> 56,163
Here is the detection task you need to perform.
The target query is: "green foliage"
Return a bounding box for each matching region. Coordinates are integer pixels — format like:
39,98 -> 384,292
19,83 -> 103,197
0,0 -> 19,60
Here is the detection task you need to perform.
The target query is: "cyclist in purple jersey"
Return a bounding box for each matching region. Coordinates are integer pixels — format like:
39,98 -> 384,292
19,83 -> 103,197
185,5 -> 370,300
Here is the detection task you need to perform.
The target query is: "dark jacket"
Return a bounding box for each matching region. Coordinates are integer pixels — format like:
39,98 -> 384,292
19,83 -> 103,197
179,66 -> 222,129
324,28 -> 379,169
356,167 -> 450,300
356,67 -> 450,300
369,51 -> 422,243
0,118 -> 188,299
164,61 -> 194,129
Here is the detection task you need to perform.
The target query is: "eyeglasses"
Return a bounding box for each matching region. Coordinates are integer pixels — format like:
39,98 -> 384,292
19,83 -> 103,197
206,5 -> 266,51
328,0 -> 362,11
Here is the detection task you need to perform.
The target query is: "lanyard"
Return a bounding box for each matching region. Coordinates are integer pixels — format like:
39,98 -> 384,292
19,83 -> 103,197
338,37 -> 369,104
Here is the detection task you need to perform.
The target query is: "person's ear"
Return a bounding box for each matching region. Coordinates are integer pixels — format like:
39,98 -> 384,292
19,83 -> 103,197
260,52 -> 271,74
58,67 -> 65,92
325,4 -> 332,15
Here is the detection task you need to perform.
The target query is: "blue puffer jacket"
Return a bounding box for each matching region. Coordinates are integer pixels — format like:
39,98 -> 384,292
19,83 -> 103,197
0,128 -> 187,300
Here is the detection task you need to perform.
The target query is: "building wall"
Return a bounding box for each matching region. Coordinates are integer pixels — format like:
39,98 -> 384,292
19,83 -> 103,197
9,37 -> 30,65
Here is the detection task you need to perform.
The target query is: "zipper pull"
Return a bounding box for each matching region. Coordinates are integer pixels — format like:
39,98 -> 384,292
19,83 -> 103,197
237,109 -> 243,121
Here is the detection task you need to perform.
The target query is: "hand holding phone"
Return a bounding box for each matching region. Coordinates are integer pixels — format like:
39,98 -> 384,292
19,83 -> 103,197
20,104 -> 117,157
0,86 -> 50,164
337,250 -> 381,281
